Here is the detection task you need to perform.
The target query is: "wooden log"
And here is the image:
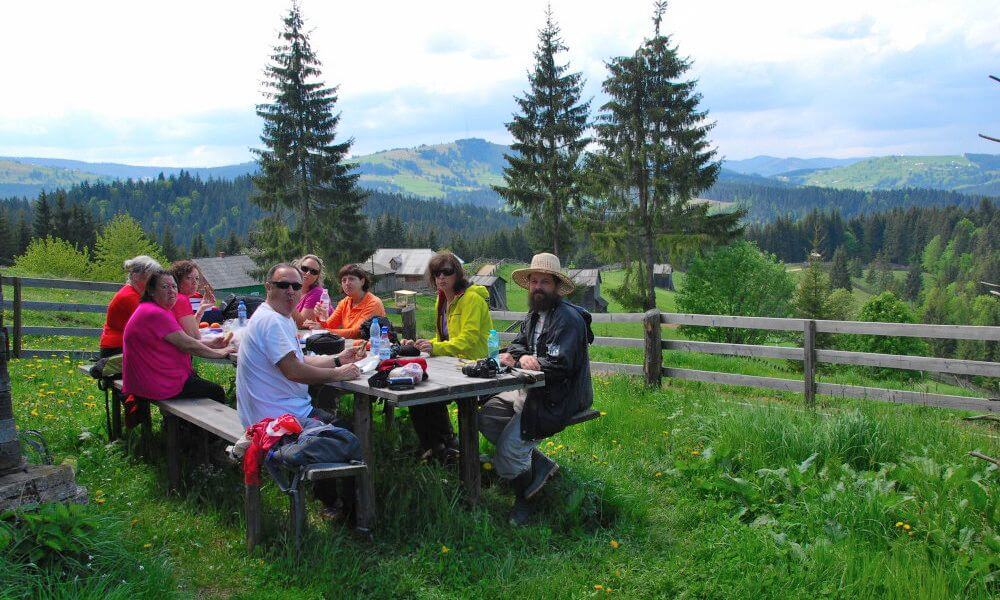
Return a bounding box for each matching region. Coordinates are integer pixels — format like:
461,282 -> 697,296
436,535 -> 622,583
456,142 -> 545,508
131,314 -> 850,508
401,305 -> 416,341
353,393 -> 376,533
12,278 -> 21,359
814,382 -> 997,412
661,312 -> 806,332
643,308 -> 662,387
803,320 -> 816,408
663,367 -> 807,394
457,396 -> 481,506
815,349 -> 1000,378
245,484 -> 261,551
813,320 -> 1000,341
662,340 -> 804,361
1,300 -> 108,314
969,451 -> 1000,467
0,276 -> 121,293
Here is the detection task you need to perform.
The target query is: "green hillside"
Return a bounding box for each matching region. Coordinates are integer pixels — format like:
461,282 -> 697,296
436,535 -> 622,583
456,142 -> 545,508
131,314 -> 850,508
779,153 -> 1000,195
0,158 -> 108,198
353,138 -> 507,204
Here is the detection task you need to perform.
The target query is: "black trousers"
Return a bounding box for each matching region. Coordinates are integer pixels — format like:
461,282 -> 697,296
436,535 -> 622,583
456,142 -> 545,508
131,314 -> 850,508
175,372 -> 227,403
306,407 -> 355,511
409,403 -> 456,451
99,347 -> 121,358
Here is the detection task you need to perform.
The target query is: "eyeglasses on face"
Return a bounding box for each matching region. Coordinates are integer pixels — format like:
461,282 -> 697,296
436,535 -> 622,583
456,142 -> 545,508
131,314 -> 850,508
300,266 -> 320,276
269,281 -> 303,291
433,268 -> 456,278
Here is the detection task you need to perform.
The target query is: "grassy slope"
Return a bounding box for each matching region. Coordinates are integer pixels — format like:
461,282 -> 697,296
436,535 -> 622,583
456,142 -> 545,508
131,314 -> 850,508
790,155 -> 1000,195
0,158 -> 106,187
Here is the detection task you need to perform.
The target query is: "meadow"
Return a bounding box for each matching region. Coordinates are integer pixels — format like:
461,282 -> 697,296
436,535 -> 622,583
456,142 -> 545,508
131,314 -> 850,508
1,267 -> 998,598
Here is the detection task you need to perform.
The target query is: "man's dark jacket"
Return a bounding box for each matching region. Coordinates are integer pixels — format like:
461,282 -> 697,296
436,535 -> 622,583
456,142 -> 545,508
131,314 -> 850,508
507,299 -> 594,440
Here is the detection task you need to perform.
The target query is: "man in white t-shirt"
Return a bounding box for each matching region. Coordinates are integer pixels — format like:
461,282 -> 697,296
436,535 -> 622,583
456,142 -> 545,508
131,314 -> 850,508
236,262 -> 365,517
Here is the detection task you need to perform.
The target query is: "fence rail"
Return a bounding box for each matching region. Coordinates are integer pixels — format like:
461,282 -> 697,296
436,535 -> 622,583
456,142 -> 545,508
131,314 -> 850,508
491,308 -> 999,413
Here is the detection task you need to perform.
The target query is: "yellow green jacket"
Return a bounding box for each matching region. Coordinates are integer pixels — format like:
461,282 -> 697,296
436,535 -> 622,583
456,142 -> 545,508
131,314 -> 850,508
430,284 -> 493,360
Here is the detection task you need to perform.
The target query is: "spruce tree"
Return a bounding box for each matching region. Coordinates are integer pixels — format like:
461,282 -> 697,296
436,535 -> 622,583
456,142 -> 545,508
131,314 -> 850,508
53,191 -> 71,241
829,246 -> 852,291
16,216 -> 31,255
33,191 -> 52,239
161,224 -> 179,262
251,2 -> 369,271
493,6 -> 590,257
903,259 -> 923,301
190,233 -> 209,258
587,1 -> 742,309
0,210 -> 13,264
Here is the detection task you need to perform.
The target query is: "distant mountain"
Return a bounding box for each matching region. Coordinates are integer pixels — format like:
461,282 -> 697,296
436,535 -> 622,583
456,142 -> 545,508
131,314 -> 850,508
0,156 -> 258,181
723,155 -> 866,177
0,158 -> 111,198
776,154 -> 1000,196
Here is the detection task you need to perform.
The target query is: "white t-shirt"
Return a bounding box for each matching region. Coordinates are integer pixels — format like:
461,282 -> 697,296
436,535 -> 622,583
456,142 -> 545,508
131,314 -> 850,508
236,302 -> 311,427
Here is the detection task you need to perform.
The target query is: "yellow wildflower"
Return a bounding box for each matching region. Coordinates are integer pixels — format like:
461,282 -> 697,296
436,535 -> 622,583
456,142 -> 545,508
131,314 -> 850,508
903,524 -> 911,531
609,539 -> 620,549
594,585 -> 604,591
895,521 -> 903,527
441,545 -> 450,554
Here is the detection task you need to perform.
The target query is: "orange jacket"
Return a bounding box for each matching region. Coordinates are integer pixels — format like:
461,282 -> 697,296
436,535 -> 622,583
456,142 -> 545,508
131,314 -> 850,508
323,292 -> 386,339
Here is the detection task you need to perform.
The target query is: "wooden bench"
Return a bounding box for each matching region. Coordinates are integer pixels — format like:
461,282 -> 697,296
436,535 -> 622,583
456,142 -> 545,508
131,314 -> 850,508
94,375 -> 367,551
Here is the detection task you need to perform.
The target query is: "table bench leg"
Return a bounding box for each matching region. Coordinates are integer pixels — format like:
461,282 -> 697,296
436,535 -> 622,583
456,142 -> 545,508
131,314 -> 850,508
289,488 -> 306,558
111,389 -> 123,441
246,484 -> 261,551
164,413 -> 181,494
383,401 -> 395,431
457,396 -> 481,506
353,393 -> 376,533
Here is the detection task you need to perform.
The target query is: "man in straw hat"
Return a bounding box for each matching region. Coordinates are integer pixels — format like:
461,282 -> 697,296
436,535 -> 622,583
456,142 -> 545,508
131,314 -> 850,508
480,253 -> 594,525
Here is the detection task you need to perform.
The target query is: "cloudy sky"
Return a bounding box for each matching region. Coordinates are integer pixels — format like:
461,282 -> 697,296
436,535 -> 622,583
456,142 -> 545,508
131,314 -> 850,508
1,0 -> 997,166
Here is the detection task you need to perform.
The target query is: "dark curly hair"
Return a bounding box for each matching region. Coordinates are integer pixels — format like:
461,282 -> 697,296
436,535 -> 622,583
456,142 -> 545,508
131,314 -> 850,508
337,263 -> 371,292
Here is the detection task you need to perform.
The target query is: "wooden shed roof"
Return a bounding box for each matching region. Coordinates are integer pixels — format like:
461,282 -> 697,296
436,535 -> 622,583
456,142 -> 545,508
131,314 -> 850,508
192,255 -> 260,290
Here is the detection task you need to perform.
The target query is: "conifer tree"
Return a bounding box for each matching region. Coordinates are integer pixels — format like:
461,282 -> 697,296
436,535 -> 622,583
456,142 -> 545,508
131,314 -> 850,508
251,1 -> 369,270
0,210 -> 13,264
586,1 -> 742,309
160,224 -> 179,262
190,233 -> 209,259
33,191 -> 52,239
829,246 -> 852,291
903,259 -> 923,301
493,5 -> 590,257
16,216 -> 31,255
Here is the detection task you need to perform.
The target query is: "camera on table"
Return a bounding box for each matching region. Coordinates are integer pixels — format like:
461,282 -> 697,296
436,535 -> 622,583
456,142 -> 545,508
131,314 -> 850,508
462,358 -> 503,378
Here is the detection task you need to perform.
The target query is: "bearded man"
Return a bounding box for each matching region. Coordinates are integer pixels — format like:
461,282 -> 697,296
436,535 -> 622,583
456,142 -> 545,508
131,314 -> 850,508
480,253 -> 594,525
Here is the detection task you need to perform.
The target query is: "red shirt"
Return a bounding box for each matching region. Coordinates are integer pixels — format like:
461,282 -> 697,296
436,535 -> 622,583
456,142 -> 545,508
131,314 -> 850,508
100,284 -> 141,350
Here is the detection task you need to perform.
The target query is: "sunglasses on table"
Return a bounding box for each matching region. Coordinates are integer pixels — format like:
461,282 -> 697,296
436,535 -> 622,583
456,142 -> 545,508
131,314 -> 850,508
433,268 -> 456,277
300,266 -> 320,276
269,281 -> 303,290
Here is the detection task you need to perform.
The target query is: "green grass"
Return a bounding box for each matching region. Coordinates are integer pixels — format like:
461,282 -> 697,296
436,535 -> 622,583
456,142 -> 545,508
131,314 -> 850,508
5,357 -> 998,597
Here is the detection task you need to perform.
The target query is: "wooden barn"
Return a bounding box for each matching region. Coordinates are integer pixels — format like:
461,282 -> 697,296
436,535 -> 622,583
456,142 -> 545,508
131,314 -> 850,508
192,254 -> 264,296
653,263 -> 674,290
565,268 -> 609,313
362,248 -> 443,293
467,274 -> 508,311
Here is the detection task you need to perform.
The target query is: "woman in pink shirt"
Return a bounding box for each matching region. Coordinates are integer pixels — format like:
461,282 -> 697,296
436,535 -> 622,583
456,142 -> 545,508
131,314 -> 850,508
122,270 -> 235,403
291,254 -> 326,328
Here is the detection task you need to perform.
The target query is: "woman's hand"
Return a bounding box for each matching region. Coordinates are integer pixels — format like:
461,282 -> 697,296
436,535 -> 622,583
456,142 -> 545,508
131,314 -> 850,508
414,339 -> 433,355
313,301 -> 330,321
204,331 -> 233,349
302,319 -> 324,330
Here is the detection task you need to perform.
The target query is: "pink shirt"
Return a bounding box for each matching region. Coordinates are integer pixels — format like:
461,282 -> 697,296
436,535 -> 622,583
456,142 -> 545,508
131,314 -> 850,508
296,285 -> 324,312
122,302 -> 191,400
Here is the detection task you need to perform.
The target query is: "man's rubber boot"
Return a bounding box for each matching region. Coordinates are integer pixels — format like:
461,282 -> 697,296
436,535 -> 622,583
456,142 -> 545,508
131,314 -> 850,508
524,449 -> 559,500
508,469 -> 534,527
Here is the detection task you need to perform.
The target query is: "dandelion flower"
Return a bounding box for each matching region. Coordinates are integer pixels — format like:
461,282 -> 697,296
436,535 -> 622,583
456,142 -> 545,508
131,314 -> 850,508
594,585 -> 604,591
655,472 -> 663,477
143,543 -> 152,548
483,462 -> 493,471
895,522 -> 903,528
441,545 -> 450,554
609,539 -> 620,549
902,524 -> 911,531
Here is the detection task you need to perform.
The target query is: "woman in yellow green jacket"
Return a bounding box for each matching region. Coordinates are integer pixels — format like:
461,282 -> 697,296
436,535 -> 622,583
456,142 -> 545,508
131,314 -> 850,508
411,252 -> 494,462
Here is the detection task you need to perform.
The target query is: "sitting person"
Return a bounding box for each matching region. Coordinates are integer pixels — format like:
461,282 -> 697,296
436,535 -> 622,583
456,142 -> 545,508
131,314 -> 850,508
121,270 -> 236,406
406,251 -> 493,462
305,263 -> 385,339
291,254 -> 326,328
236,263 -> 366,518
169,260 -> 216,338
99,255 -> 161,357
483,253 -> 594,526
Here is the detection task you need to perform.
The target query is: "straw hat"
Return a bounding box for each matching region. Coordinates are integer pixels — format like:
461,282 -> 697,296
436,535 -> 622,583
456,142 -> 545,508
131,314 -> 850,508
511,253 -> 575,296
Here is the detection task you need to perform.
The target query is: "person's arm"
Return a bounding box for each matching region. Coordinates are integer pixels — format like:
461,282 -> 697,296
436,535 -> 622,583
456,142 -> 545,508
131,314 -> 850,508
505,318 -> 530,361
276,351 -> 360,384
519,311 -> 582,384
323,297 -> 349,331
178,314 -> 202,339
163,330 -> 233,359
429,296 -> 492,357
303,344 -> 366,368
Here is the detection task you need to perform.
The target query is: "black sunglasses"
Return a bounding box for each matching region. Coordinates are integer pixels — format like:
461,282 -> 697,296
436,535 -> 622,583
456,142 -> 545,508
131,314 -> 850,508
300,266 -> 320,276
433,268 -> 456,277
269,281 -> 303,290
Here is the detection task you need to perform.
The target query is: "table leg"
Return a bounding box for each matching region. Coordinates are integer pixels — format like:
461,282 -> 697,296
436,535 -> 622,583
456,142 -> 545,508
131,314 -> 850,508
163,413 -> 181,494
353,393 -> 376,532
456,396 -> 481,506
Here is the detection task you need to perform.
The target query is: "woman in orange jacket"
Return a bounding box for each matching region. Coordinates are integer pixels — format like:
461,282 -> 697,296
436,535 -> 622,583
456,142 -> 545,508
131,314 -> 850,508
305,263 -> 385,338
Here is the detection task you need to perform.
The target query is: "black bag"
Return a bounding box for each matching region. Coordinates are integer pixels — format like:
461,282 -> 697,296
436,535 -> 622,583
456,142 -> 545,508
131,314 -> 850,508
358,315 -> 398,343
221,295 -> 265,321
268,423 -> 363,468
304,332 -> 345,355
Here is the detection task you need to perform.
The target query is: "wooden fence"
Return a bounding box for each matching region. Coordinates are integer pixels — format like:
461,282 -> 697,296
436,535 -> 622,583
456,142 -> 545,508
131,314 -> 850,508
490,309 -> 1000,413
0,275 -> 416,359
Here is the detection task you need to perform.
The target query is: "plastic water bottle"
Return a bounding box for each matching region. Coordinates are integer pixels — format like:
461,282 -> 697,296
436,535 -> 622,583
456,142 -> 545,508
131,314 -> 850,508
369,320 -> 381,356
237,300 -> 247,327
379,326 -> 391,360
488,329 -> 500,362
319,288 -> 330,317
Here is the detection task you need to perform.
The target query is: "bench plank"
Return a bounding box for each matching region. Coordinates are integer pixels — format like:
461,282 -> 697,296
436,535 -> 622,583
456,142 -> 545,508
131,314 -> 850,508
157,398 -> 245,443
302,463 -> 367,481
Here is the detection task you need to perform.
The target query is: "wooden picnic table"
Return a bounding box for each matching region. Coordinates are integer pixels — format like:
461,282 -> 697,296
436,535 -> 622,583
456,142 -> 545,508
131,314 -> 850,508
326,355 -> 544,530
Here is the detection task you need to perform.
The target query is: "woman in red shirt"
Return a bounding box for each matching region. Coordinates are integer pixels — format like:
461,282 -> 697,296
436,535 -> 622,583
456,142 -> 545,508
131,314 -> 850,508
99,255 -> 162,357
169,260 -> 216,339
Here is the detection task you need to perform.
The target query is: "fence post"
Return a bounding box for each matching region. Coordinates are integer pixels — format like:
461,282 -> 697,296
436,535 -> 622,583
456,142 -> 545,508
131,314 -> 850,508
401,305 -> 416,341
803,319 -> 816,408
643,308 -> 662,387
12,278 -> 22,359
